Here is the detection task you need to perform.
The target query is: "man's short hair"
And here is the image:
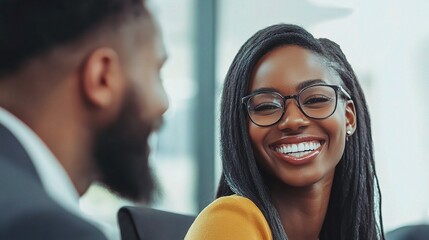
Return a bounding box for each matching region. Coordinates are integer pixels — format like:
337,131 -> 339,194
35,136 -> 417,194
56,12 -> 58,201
0,0 -> 147,76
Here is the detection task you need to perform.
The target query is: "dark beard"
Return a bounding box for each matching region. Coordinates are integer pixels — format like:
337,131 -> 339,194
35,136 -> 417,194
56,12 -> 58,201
93,92 -> 158,203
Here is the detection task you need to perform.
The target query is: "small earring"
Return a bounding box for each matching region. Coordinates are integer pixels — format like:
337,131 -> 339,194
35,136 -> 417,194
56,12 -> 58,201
346,129 -> 352,141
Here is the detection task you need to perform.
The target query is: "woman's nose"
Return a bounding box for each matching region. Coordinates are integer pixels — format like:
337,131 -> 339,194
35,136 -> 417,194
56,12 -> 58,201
276,100 -> 310,132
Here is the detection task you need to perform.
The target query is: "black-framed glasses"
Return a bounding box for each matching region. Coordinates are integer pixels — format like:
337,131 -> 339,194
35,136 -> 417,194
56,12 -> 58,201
241,84 -> 352,127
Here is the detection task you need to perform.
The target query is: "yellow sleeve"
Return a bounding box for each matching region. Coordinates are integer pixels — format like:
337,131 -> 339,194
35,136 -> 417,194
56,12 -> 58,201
185,195 -> 272,240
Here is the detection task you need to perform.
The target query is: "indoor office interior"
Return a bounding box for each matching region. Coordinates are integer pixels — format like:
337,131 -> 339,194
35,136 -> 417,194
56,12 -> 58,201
79,0 -> 429,237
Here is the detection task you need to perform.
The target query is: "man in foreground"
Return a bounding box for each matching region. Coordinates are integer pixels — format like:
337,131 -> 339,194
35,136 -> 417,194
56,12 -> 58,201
0,0 -> 168,239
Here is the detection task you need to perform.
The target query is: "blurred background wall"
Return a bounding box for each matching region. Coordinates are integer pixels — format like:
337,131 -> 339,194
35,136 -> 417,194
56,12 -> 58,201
80,0 -> 429,238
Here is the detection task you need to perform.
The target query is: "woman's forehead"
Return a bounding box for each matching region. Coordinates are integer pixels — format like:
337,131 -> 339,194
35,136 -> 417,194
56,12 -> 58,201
249,46 -> 340,93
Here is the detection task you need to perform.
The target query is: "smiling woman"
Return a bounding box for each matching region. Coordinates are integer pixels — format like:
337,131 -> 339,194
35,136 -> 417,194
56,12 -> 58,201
248,46 -> 355,189
185,24 -> 384,240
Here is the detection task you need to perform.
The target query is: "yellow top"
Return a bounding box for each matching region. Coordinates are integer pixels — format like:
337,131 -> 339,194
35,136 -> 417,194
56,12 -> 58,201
185,195 -> 273,240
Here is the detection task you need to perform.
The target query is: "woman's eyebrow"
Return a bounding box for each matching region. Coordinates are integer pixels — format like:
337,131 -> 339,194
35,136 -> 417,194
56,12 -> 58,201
296,79 -> 327,91
250,87 -> 279,94
250,79 -> 327,95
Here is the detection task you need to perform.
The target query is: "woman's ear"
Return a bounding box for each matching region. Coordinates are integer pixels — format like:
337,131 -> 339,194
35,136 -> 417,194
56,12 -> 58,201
345,100 -> 357,134
80,48 -> 125,109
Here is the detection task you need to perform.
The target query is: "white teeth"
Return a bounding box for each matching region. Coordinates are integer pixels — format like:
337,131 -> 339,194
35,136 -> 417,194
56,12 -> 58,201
298,143 -> 304,152
292,144 -> 298,152
275,141 -> 321,155
289,151 -> 306,158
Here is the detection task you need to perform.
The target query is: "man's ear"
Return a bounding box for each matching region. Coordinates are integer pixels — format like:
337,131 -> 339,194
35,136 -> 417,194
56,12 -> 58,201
80,48 -> 125,109
345,100 -> 357,134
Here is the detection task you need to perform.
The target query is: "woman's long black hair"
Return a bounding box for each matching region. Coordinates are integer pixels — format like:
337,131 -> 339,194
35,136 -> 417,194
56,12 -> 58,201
217,24 -> 384,240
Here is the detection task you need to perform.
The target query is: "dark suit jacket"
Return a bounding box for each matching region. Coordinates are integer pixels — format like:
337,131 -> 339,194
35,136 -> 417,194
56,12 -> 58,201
0,123 -> 107,240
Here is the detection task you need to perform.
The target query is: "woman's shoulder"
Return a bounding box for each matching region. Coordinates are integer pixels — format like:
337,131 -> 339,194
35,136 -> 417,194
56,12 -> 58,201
204,195 -> 262,214
185,195 -> 272,240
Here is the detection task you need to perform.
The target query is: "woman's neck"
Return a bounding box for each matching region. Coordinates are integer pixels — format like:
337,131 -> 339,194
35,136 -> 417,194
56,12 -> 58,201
269,172 -> 334,240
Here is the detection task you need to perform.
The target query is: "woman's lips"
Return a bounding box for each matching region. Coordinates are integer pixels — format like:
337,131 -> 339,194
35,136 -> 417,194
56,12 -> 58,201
270,138 -> 324,165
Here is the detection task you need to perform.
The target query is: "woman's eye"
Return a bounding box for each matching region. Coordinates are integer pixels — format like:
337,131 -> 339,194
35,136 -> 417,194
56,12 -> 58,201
303,95 -> 332,105
252,103 -> 281,113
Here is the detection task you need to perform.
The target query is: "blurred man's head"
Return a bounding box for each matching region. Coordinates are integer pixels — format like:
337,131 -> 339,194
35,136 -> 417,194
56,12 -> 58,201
0,0 -> 168,202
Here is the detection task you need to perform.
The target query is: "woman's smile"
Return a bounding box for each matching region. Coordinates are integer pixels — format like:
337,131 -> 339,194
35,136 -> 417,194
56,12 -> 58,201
270,137 -> 324,165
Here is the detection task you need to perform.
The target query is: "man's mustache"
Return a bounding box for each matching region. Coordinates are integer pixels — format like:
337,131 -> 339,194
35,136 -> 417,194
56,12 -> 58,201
151,117 -> 164,132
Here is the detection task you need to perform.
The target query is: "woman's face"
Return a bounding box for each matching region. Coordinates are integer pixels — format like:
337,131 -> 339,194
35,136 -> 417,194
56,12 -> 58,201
248,45 -> 356,187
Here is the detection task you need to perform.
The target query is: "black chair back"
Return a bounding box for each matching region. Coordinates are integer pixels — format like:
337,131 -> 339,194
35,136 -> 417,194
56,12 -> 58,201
386,224 -> 429,240
118,206 -> 195,240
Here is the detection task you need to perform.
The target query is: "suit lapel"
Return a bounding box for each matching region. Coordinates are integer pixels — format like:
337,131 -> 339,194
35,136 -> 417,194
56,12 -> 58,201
0,123 -> 42,184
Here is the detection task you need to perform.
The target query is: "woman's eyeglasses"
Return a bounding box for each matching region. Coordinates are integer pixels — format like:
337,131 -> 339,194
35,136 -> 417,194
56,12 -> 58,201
241,84 -> 352,127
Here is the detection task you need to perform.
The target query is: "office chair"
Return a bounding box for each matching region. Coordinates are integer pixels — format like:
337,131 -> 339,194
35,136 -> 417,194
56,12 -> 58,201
386,224 -> 429,240
118,206 -> 195,240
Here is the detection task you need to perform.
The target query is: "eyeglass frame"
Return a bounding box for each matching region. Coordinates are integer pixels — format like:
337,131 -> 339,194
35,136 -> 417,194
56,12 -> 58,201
241,84 -> 352,127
